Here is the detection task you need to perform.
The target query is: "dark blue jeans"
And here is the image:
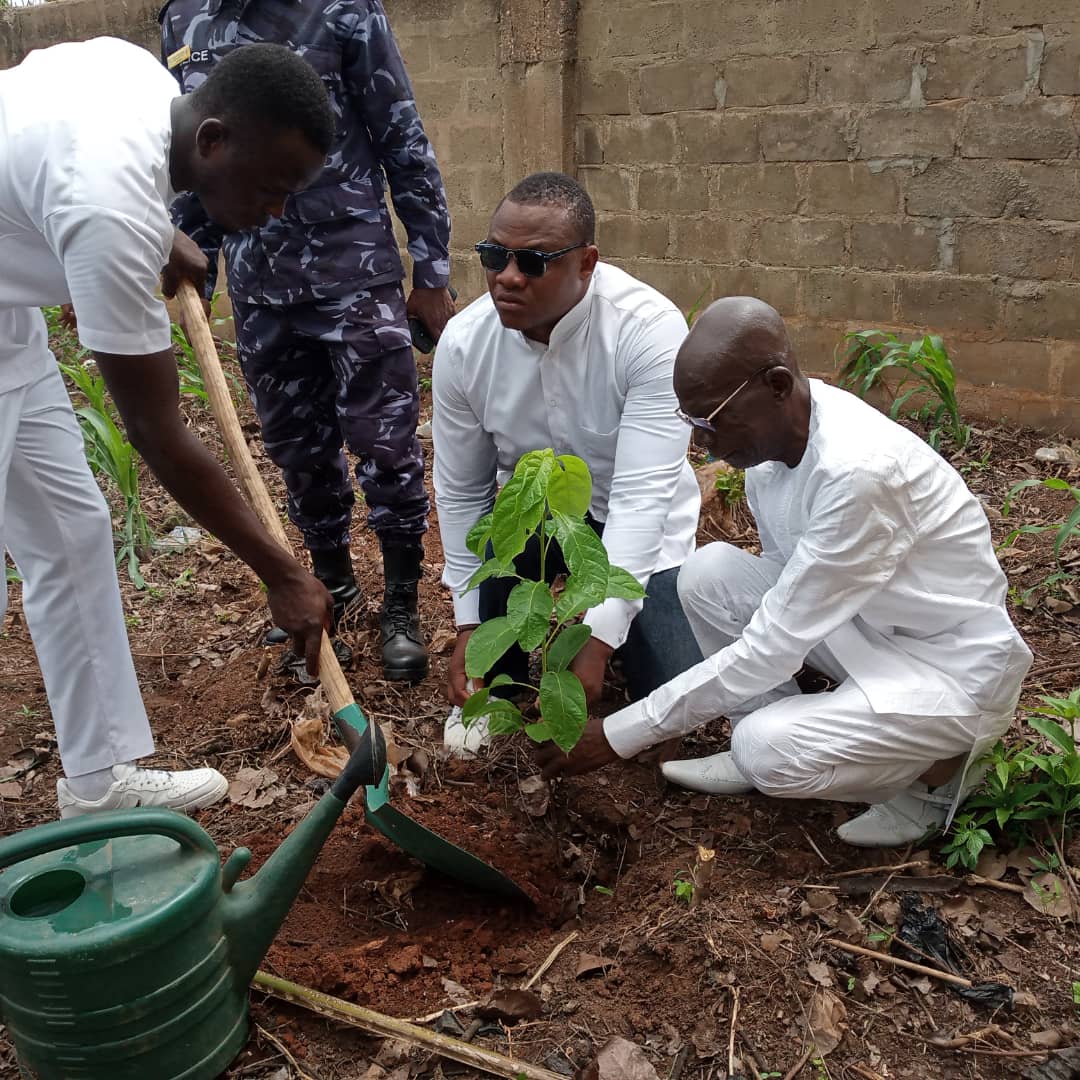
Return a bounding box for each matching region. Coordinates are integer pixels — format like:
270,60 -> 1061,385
478,524 -> 703,701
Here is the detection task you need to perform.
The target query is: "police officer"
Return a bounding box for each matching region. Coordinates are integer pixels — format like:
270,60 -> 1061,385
160,0 -> 453,682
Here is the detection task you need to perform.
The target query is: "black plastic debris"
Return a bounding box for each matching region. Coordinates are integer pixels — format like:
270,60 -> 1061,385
433,1010 -> 466,1037
1022,1045 -> 1080,1079
896,894 -> 1013,1010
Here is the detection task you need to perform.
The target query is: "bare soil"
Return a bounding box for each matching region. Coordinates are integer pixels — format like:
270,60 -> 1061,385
1,341 -> 1078,1079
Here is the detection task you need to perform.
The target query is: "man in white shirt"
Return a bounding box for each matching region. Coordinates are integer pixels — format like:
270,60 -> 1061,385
0,38 -> 336,816
539,297 -> 1032,848
432,172 -> 702,751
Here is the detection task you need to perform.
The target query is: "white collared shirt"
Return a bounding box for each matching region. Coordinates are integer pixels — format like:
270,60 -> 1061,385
605,380 -> 1033,758
0,38 -> 178,389
432,262 -> 700,649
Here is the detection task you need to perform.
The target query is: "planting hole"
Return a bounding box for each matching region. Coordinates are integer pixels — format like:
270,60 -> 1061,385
11,869 -> 85,918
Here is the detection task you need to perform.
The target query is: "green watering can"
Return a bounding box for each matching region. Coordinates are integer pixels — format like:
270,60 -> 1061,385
0,720 -> 385,1080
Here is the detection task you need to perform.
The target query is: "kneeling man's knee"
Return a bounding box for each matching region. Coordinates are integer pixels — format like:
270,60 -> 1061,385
731,713 -> 820,798
677,542 -> 745,612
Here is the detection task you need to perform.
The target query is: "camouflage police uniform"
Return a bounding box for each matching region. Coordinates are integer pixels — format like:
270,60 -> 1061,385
160,0 -> 450,680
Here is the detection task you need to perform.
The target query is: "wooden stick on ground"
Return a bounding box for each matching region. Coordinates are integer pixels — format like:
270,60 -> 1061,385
965,874 -> 1025,895
522,930 -> 579,990
830,861 -> 929,879
255,1023 -> 318,1080
727,986 -> 740,1077
824,939 -> 975,988
253,971 -> 565,1080
781,1045 -> 814,1080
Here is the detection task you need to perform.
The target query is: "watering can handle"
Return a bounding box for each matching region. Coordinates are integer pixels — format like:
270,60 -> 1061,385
0,809 -> 218,873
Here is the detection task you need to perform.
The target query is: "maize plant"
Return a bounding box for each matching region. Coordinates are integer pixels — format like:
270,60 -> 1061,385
836,329 -> 971,450
59,360 -> 152,588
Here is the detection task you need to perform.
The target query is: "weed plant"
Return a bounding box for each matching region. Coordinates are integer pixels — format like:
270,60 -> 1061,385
1001,477 -> 1080,564
59,359 -> 152,588
837,329 -> 970,450
942,689 -> 1080,870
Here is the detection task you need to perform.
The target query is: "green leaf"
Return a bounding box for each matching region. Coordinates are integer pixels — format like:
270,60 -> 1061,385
555,577 -> 596,623
1028,716 -> 1075,756
465,557 -> 514,592
550,512 -> 609,601
524,721 -> 553,743
461,688 -> 524,736
547,454 -> 592,517
606,564 -> 646,600
489,673 -> 514,689
488,712 -> 524,738
461,687 -> 493,723
1002,477 -> 1043,516
507,580 -> 554,652
547,623 -> 592,672
538,670 -> 588,752
466,512 -> 494,559
464,617 -> 520,679
490,451 -> 555,562
1054,500 -> 1080,562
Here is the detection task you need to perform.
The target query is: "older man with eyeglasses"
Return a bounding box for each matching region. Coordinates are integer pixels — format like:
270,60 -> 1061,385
539,296 -> 1032,848
432,171 -> 704,754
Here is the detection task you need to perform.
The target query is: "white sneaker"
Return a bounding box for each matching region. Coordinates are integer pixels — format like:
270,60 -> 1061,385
56,764 -> 228,819
661,751 -> 755,795
837,783 -> 953,848
443,706 -> 491,757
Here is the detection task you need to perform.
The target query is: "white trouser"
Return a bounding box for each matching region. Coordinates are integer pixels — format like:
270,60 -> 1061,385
1,324 -> 153,778
677,543 -> 984,804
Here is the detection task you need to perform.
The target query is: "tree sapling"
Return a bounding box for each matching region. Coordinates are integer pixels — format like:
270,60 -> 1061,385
459,449 -> 645,753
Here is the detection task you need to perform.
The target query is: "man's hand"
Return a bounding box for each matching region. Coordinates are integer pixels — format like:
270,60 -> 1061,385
537,715 -> 621,780
570,636 -> 614,707
406,286 -> 456,344
59,304 -> 78,333
161,228 -> 209,300
447,626 -> 480,705
264,567 -> 334,678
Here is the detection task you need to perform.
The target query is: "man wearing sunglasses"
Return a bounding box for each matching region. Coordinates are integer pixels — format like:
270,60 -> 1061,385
432,172 -> 703,754
539,296 -> 1032,848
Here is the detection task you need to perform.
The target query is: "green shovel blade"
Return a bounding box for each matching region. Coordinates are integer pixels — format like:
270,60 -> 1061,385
333,703 -> 530,902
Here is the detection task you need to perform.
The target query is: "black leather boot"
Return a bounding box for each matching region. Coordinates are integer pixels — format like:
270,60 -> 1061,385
311,546 -> 362,631
380,543 -> 429,682
266,547 -> 359,682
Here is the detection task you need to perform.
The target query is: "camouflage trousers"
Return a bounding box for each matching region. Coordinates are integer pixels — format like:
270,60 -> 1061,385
232,282 -> 428,551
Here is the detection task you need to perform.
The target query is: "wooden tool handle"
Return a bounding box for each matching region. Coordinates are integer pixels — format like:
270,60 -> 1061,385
176,281 -> 355,715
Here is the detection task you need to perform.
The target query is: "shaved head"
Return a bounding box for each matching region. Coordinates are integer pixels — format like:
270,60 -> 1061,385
674,296 -> 811,470
675,297 -> 798,403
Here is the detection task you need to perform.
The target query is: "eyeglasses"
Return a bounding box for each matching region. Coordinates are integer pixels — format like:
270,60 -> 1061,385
475,241 -> 587,278
676,365 -> 780,435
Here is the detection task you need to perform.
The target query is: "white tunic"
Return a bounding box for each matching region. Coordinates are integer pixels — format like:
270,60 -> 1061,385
0,37 -> 179,389
605,380 -> 1032,758
432,262 -> 700,650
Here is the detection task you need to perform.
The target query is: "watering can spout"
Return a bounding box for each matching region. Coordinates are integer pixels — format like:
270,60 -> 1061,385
222,713 -> 386,987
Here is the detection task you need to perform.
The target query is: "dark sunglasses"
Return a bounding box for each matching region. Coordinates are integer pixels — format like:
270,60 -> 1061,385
475,241 -> 587,278
676,364 -> 781,436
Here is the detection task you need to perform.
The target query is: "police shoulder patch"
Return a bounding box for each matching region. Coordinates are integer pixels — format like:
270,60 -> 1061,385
167,43 -> 192,69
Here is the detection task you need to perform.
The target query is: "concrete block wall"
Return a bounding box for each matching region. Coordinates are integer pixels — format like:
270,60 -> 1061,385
4,0 -> 1079,431
390,0 -> 504,304
575,0 -> 1080,430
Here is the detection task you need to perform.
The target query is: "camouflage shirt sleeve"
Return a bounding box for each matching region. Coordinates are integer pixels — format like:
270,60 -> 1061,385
160,12 -> 224,302
342,0 -> 451,290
